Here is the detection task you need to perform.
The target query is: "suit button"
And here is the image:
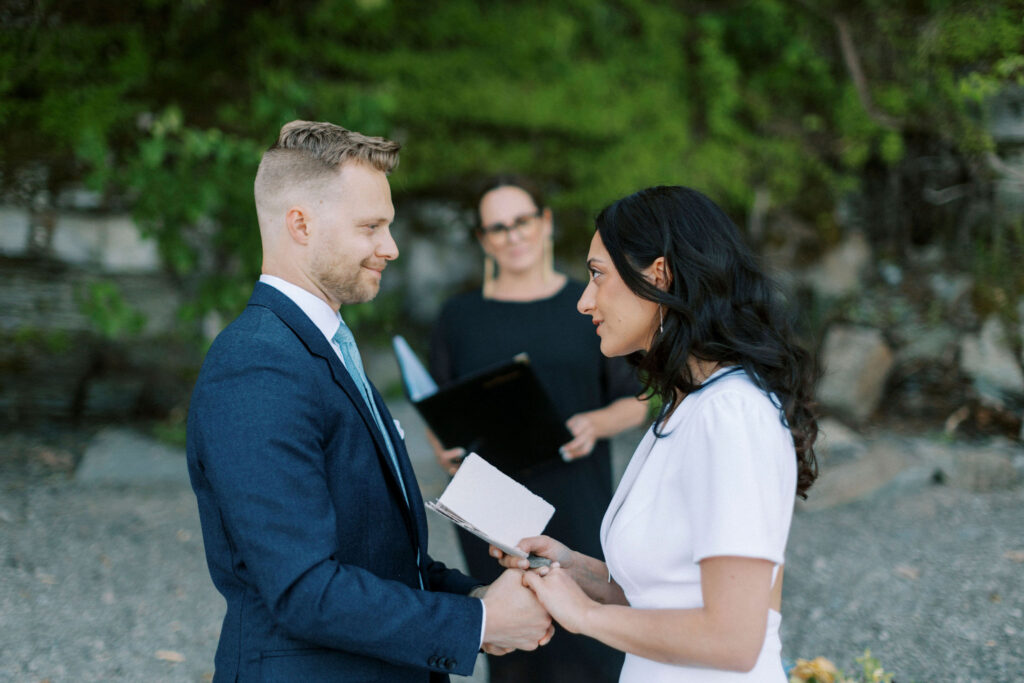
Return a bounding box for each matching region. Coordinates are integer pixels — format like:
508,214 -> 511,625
444,658 -> 455,669
427,656 -> 437,666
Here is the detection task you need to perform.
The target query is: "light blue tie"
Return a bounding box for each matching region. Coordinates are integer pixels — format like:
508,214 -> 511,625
333,318 -> 410,508
334,319 -> 423,588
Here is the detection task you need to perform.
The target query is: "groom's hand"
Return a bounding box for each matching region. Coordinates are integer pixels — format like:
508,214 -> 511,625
481,569 -> 554,652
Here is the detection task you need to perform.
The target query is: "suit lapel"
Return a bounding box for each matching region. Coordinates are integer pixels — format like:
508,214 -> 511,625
368,386 -> 427,557
248,285 -> 416,528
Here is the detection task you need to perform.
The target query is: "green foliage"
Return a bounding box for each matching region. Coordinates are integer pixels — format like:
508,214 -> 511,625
849,649 -> 895,683
972,218 -> 1024,321
151,410 -> 188,448
2,0 -> 1022,330
124,107 -> 264,291
10,327 -> 72,355
76,281 -> 147,340
789,649 -> 895,683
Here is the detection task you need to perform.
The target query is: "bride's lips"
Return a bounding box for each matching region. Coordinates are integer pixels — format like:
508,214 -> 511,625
592,319 -> 603,334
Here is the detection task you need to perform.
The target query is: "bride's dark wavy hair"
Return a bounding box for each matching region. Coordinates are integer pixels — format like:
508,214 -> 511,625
596,186 -> 820,497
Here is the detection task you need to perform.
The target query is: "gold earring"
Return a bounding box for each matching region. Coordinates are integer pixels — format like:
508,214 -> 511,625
543,235 -> 554,282
483,253 -> 496,298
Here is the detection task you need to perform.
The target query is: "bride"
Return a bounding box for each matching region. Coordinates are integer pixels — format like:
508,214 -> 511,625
493,185 -> 820,681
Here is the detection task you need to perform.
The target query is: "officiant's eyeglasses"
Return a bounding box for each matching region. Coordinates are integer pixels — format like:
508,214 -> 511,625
477,210 -> 543,241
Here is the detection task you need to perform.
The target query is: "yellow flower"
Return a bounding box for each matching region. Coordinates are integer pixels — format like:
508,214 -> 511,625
789,656 -> 839,683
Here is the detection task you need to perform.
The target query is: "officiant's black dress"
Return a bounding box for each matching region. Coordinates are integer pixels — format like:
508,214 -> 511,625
430,279 -> 638,683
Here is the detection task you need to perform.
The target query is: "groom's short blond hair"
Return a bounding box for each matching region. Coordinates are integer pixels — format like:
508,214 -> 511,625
254,120 -> 400,226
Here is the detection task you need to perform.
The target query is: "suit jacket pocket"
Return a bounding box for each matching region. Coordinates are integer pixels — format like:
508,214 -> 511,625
260,647 -> 383,682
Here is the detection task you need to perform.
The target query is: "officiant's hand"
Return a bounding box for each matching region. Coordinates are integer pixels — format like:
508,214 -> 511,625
436,446 -> 466,476
425,428 -> 465,476
561,398 -> 646,461
490,535 -> 573,571
560,412 -> 598,460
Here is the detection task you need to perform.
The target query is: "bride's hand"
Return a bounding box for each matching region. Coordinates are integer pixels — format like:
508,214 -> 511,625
489,536 -> 572,571
523,567 -> 597,635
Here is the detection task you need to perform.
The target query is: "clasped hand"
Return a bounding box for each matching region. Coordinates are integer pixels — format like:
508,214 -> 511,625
490,536 -> 598,636
480,568 -> 554,655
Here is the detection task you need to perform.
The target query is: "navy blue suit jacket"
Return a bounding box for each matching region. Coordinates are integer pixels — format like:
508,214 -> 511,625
187,283 -> 483,682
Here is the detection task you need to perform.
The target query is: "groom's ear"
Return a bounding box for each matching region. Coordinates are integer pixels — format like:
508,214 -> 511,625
285,206 -> 312,245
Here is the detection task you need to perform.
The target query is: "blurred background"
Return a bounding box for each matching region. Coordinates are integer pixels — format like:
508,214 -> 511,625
1,1 -> 1022,681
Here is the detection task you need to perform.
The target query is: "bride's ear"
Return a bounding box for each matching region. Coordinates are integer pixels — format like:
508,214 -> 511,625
647,256 -> 671,291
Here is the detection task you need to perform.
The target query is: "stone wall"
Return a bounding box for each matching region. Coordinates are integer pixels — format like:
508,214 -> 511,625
3,146 -> 1023,438
990,86 -> 1024,214
0,201 -> 196,425
0,195 -> 482,425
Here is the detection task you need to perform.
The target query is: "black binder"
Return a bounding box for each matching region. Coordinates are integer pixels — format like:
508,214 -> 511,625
392,336 -> 570,477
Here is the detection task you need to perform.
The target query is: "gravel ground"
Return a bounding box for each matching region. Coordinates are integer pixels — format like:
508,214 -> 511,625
1,408 -> 1022,682
0,479 -> 220,682
782,481 -> 1024,682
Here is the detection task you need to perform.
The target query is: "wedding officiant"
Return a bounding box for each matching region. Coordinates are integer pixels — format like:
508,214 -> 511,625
427,175 -> 646,683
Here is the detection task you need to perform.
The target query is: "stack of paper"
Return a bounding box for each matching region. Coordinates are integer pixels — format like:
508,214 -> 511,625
426,453 -> 555,559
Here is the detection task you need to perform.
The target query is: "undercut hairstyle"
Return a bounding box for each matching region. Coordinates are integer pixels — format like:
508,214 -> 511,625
595,185 -> 820,498
254,120 -> 400,223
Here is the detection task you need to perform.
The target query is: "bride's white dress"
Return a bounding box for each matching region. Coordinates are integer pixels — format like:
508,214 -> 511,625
600,369 -> 796,682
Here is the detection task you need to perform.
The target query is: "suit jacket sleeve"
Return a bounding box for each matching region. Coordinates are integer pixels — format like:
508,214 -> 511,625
190,328 -> 483,675
424,555 -> 482,595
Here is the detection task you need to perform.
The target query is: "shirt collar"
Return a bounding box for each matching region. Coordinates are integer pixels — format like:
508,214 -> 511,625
258,274 -> 344,343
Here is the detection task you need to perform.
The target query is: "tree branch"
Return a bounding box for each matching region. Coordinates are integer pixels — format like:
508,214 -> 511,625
834,15 -> 901,130
984,151 -> 1024,183
792,2 -> 1024,184
787,1 -> 902,130
923,184 -> 970,205
747,187 -> 771,240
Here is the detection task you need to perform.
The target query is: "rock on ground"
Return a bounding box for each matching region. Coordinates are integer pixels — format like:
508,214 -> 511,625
818,325 -> 895,423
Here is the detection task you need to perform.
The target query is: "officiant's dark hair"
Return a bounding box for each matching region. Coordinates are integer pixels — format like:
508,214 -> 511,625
473,174 -> 547,222
594,185 -> 820,498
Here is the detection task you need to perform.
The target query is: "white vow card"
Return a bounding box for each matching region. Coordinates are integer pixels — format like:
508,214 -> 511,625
426,453 -> 554,558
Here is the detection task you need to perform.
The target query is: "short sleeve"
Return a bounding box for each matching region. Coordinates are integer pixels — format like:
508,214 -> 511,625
683,390 -> 796,566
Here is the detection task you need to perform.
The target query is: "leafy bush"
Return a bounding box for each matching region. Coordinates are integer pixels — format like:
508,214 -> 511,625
2,0 -> 1022,330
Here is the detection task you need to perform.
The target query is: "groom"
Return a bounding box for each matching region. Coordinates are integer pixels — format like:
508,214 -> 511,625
186,120 -> 551,681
